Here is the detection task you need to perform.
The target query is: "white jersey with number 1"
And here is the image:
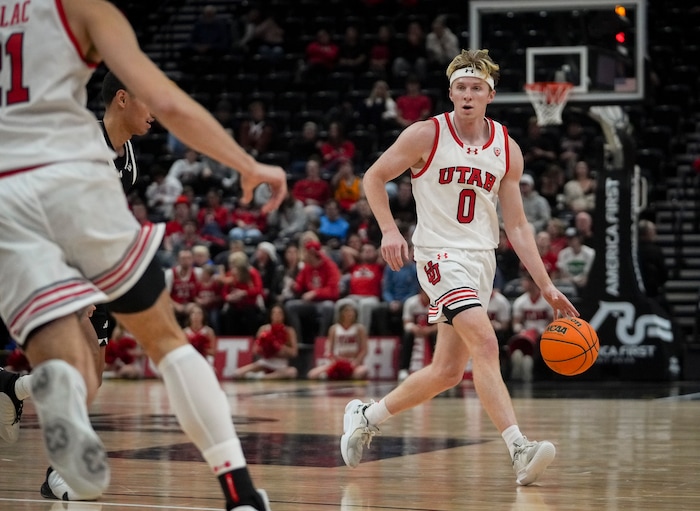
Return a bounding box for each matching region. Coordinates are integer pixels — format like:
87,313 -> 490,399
410,112 -> 511,252
0,0 -> 114,174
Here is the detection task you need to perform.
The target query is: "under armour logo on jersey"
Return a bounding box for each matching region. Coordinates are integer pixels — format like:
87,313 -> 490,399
465,147 -> 479,155
494,147 -> 501,157
424,261 -> 441,285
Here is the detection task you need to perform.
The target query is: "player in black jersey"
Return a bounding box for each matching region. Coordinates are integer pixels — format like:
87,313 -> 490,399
89,71 -> 154,354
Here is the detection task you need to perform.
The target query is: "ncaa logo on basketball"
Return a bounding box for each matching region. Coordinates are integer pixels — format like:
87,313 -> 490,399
546,324 -> 568,335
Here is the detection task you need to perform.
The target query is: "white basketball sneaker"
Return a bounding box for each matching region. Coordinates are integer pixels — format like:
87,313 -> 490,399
30,360 -> 110,500
512,436 -> 556,485
340,399 -> 380,468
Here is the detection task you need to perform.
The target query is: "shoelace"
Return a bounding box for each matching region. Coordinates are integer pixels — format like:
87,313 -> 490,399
359,405 -> 380,449
512,436 -> 534,465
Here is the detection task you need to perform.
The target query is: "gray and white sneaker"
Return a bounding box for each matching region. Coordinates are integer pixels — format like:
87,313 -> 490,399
340,399 -> 379,468
30,360 -> 110,500
512,436 -> 556,485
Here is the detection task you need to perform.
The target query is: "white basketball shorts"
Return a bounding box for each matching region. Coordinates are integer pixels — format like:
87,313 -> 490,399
0,161 -> 164,345
414,247 -> 496,324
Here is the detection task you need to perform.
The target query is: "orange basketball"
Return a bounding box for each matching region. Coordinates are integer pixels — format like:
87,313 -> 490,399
540,317 -> 599,376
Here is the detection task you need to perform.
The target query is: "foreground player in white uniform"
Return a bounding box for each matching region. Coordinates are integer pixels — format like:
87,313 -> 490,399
0,1 -> 285,510
341,49 -> 579,486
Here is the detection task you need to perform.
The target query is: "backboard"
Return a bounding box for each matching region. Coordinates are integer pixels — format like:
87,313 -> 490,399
469,0 -> 646,104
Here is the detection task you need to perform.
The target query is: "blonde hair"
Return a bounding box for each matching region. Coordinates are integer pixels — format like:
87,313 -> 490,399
228,251 -> 252,283
446,49 -> 500,89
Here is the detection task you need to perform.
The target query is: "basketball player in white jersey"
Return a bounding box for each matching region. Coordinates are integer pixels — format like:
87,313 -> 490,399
0,1 -> 285,510
0,68 -> 161,500
340,49 -> 579,486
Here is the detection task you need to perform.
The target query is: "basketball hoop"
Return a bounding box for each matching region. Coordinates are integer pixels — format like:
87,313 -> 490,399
524,82 -> 574,126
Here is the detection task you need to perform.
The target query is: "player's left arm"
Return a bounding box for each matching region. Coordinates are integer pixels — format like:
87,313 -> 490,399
500,138 -> 579,318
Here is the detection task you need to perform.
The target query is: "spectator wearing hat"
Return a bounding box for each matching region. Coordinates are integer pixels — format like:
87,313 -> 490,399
519,173 -> 551,233
284,240 -> 341,343
556,228 -> 595,291
251,241 -> 282,308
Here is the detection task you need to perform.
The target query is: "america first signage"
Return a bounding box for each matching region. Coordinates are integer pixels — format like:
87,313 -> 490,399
579,134 -> 675,380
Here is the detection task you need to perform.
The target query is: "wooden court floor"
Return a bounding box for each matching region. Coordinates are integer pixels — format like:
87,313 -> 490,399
2,378 -> 700,511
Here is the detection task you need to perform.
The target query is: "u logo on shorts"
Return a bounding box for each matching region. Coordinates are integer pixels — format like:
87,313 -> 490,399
424,261 -> 441,286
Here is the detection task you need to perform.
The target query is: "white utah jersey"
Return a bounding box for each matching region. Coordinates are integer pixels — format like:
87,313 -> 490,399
411,113 -> 511,251
0,0 -> 114,174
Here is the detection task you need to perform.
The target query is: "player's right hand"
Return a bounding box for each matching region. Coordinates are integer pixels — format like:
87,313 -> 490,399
239,162 -> 288,214
381,228 -> 408,271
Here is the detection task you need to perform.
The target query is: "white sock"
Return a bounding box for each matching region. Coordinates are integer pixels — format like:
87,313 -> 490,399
502,424 -> 524,458
157,345 -> 246,474
363,399 -> 392,426
14,374 -> 31,401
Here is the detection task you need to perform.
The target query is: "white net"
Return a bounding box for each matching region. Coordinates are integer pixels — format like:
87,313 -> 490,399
524,82 -> 574,126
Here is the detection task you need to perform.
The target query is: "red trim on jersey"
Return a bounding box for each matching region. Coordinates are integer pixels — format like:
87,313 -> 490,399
445,113 -> 496,151
411,117 -> 440,179
444,112 -> 462,147
481,118 -> 496,149
0,163 -> 48,178
55,0 -> 97,68
9,280 -> 95,334
93,224 -> 155,293
503,124 -> 511,175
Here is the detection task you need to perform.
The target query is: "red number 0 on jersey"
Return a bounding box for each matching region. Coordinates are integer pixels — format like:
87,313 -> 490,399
1,32 -> 30,106
457,189 -> 476,223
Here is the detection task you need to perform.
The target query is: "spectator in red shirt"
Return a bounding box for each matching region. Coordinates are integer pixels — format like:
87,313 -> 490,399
334,243 -> 384,334
284,240 -> 340,342
184,303 -> 218,361
396,75 -> 432,128
320,121 -> 356,173
165,248 -> 203,326
164,195 -> 193,255
535,231 -> 559,278
228,200 -> 266,245
221,251 -> 265,335
304,28 -> 339,83
197,189 -> 229,232
292,158 -> 332,221
194,263 -> 224,334
368,24 -> 395,77
237,100 -> 275,158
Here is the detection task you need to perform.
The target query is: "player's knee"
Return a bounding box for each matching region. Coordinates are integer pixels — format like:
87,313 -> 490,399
108,257 -> 164,314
